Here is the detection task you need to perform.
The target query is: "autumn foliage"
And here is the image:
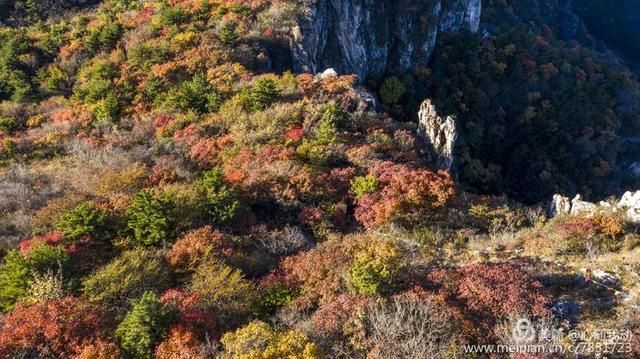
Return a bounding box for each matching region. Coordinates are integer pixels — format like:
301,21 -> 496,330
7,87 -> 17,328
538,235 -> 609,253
0,297 -> 115,358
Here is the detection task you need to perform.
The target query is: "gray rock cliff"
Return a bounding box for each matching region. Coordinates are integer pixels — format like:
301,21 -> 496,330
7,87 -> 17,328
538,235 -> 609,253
290,0 -> 481,80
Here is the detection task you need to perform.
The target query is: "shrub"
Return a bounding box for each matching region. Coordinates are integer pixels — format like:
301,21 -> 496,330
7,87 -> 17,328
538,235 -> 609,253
354,161 -> 455,229
201,167 -> 241,224
426,261 -> 550,336
218,23 -> 237,46
162,73 -> 221,114
128,43 -> 171,71
77,340 -> 122,359
85,21 -> 124,54
56,202 -> 107,241
379,76 -> 406,105
160,289 -> 217,336
155,324 -> 207,359
357,295 -> 457,359
310,293 -> 373,336
350,174 -> 378,199
166,226 -> 231,272
349,257 -> 391,296
280,239 -> 352,308
82,248 -> 170,308
256,286 -> 299,318
24,270 -> 67,304
0,116 -> 17,132
126,190 -> 175,247
315,102 -> 348,145
0,297 -> 114,358
348,238 -> 403,296
73,59 -> 119,103
25,242 -> 71,277
189,260 -> 255,323
0,250 -> 29,312
220,321 -> 323,359
115,291 -> 174,359
247,77 -> 280,111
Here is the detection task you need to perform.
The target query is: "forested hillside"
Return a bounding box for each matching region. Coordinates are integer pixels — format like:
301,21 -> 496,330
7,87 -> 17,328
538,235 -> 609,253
0,0 -> 639,358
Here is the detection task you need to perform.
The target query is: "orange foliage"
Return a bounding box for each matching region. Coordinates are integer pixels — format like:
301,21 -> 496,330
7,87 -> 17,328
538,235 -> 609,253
354,161 -> 455,229
155,324 -> 206,359
166,226 -> 232,271
0,297 -> 114,358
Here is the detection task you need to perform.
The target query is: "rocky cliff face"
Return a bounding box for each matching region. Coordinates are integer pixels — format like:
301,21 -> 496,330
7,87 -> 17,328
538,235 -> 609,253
290,0 -> 481,80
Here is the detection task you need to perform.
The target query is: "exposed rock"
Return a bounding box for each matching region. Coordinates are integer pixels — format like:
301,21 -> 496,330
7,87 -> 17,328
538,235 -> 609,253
547,194 -> 571,217
591,269 -> 619,287
417,99 -> 457,170
314,68 -> 338,81
570,194 -> 598,216
618,190 -> 640,208
547,190 -> 640,223
291,0 -> 481,80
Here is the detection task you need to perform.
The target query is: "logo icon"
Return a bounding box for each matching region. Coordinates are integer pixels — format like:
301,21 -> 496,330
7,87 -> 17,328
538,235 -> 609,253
512,318 -> 536,342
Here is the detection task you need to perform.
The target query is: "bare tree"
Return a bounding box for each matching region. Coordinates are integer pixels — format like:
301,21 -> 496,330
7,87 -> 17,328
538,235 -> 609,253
362,297 -> 458,359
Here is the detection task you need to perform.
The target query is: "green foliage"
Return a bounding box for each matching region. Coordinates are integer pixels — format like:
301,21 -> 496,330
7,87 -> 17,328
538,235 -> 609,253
82,248 -> 170,306
350,174 -> 378,199
0,250 -> 29,312
0,243 -> 70,312
0,32 -> 34,102
248,77 -> 280,111
0,116 -> 18,133
73,59 -> 119,102
189,260 -> 255,322
115,291 -> 174,359
379,76 -> 406,105
348,256 -> 391,296
162,73 -> 221,114
126,190 -> 175,247
201,167 -> 241,224
93,91 -> 121,122
315,102 -> 348,145
218,23 -> 238,45
56,202 -> 107,241
26,243 -> 71,275
157,5 -> 187,26
128,43 -> 171,71
85,21 -> 124,54
37,64 -> 68,93
256,286 -> 299,318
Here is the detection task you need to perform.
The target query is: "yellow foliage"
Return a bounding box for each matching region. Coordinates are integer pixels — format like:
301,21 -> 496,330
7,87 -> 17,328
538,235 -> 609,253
95,163 -> 148,196
171,31 -> 198,50
221,321 -> 323,359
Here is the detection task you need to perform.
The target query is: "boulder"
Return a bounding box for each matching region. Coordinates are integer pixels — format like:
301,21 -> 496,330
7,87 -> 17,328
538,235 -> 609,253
547,194 -> 571,217
569,194 -> 597,216
314,68 -> 338,81
618,190 -> 640,208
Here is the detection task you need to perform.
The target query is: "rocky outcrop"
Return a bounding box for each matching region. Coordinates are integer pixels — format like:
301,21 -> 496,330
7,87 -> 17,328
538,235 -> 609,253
417,99 -> 457,170
547,190 -> 640,223
547,194 -> 572,217
291,0 -> 481,80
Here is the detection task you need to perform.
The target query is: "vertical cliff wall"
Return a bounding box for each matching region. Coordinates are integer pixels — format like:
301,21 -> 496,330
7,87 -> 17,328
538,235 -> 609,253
290,0 -> 481,80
